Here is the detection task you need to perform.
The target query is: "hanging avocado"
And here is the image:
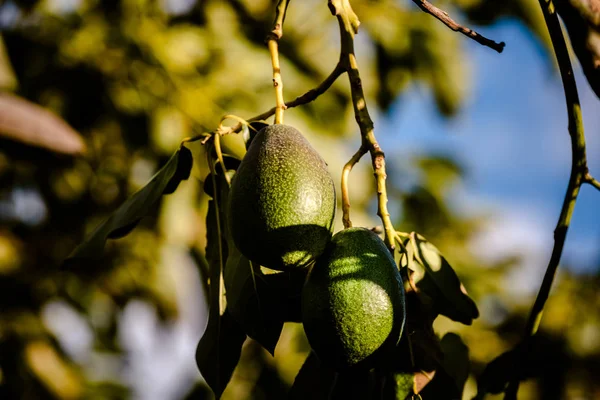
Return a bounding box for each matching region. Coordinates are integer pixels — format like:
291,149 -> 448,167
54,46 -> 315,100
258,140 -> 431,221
302,227 -> 406,370
228,124 -> 336,271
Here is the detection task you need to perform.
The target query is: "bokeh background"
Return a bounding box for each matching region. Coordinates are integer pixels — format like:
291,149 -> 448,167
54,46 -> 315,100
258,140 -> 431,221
0,0 -> 599,399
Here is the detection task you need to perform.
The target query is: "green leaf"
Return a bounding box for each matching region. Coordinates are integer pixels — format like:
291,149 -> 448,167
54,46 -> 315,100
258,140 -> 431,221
288,352 -> 336,400
439,333 -> 470,394
195,309 -> 246,399
410,234 -> 479,325
243,121 -> 269,148
202,157 -> 241,197
420,333 -> 470,399
65,145 -> 192,263
330,369 -> 373,400
223,246 -> 284,355
196,183 -> 246,399
475,347 -> 519,398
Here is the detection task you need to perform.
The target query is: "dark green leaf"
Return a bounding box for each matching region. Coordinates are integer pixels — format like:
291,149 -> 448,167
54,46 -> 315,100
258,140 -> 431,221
439,333 -> 470,394
419,333 -> 470,399
244,121 -> 269,148
330,369 -> 373,400
65,145 -> 192,263
203,162 -> 239,197
410,234 -> 479,325
288,352 -> 336,400
196,182 -> 245,399
224,246 -> 283,355
196,309 -> 246,399
475,348 -> 519,398
265,269 -> 306,323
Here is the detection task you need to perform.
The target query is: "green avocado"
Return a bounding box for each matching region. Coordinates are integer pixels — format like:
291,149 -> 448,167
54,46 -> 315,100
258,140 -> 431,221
228,124 -> 336,271
301,227 -> 406,371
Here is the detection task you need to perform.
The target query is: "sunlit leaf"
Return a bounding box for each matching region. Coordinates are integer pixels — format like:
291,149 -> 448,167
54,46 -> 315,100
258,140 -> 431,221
65,145 -> 192,263
0,93 -> 85,155
410,234 -> 479,325
288,352 -> 336,400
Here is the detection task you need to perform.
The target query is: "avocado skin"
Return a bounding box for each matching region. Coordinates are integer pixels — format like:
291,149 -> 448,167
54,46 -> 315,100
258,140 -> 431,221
301,228 -> 406,371
228,124 -> 336,271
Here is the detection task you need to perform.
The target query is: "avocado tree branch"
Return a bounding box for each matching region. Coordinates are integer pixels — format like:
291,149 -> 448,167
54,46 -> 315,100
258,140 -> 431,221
184,64 -> 345,144
503,0 -> 591,398
267,0 -> 290,124
411,0 -> 505,53
250,63 -> 346,123
585,172 -> 600,191
329,0 -> 396,250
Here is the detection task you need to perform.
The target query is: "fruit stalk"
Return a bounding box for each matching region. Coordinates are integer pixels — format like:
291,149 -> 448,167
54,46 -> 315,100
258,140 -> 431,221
504,0 -> 591,398
329,0 -> 396,251
267,0 -> 290,124
341,145 -> 367,228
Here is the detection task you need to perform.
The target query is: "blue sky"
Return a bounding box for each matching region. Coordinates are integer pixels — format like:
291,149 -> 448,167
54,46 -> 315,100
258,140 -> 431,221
379,20 -> 600,282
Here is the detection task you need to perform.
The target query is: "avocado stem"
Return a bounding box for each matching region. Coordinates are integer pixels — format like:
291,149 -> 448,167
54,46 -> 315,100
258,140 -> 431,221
341,145 -> 367,228
266,0 -> 290,124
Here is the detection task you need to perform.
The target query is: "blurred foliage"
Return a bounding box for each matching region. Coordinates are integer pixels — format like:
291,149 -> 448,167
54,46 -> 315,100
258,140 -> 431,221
0,0 -> 598,399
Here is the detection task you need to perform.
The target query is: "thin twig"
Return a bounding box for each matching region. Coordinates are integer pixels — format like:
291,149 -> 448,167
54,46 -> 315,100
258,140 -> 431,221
181,64 -> 345,144
267,0 -> 290,124
329,0 -> 396,250
585,172 -> 600,191
250,63 -> 346,123
341,145 -> 368,228
412,0 -> 505,53
503,0 -> 590,398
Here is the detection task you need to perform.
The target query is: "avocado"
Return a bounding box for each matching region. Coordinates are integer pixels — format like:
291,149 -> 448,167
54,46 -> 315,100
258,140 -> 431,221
301,227 -> 406,370
228,124 -> 336,271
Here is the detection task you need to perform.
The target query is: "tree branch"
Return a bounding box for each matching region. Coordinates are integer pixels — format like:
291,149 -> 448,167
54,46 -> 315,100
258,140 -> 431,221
184,64 -> 346,144
250,63 -> 346,123
266,0 -> 290,124
412,0 -> 505,53
585,172 -> 600,191
503,0 -> 590,398
329,0 -> 396,250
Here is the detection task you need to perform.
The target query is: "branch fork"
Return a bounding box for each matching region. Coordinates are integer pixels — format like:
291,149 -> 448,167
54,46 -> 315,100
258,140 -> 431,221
330,0 -> 396,251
